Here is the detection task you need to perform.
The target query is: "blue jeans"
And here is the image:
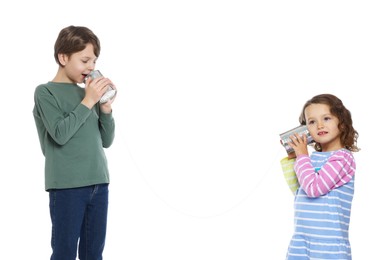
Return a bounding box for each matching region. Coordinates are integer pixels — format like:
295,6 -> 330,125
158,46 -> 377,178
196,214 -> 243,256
49,184 -> 109,260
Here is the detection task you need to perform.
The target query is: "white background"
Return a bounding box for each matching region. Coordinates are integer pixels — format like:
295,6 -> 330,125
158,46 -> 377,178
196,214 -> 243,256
1,0 -> 389,259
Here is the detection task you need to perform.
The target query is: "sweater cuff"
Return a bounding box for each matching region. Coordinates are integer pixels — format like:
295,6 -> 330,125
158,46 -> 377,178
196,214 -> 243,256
99,111 -> 113,121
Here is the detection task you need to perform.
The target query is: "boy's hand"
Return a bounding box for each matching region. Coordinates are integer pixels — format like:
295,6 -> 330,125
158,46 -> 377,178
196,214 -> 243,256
82,77 -> 115,109
99,79 -> 116,114
100,85 -> 116,114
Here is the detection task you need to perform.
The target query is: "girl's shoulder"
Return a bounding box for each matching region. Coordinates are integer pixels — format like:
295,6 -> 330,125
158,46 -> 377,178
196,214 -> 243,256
311,148 -> 354,162
333,148 -> 354,158
312,148 -> 353,156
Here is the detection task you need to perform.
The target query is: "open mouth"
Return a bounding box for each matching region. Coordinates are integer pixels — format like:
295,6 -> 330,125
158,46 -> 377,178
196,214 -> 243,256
82,74 -> 89,83
318,131 -> 328,136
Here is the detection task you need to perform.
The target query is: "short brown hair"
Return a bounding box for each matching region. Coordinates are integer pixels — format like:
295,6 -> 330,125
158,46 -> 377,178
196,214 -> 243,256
54,25 -> 100,66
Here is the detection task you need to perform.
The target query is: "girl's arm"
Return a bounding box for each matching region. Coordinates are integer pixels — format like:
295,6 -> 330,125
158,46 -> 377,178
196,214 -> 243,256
294,150 -> 356,197
280,157 -> 300,195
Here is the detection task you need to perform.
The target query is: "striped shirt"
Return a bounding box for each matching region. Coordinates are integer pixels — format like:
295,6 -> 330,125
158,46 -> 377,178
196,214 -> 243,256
283,149 -> 356,260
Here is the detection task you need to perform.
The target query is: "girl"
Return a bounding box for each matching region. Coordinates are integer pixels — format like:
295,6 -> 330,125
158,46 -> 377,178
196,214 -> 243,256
280,93 -> 359,259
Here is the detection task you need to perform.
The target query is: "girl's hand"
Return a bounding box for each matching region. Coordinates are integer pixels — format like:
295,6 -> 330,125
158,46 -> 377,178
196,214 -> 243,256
287,152 -> 297,159
287,133 -> 309,157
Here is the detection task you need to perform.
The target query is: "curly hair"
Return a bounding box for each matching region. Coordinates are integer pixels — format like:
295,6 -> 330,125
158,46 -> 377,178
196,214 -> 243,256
298,94 -> 360,152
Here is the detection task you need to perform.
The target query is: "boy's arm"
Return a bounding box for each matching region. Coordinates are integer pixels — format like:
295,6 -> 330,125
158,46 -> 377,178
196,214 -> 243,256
99,111 -> 115,148
34,86 -> 91,145
97,85 -> 116,148
280,157 -> 299,195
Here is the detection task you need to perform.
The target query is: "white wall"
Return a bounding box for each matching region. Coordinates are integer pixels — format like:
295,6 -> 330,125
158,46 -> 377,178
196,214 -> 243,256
1,0 -> 388,259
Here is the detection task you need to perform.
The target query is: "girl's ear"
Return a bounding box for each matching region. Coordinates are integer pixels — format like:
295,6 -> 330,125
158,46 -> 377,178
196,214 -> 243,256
58,53 -> 68,66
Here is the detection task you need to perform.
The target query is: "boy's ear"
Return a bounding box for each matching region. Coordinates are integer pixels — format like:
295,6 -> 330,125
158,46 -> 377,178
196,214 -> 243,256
58,53 -> 68,66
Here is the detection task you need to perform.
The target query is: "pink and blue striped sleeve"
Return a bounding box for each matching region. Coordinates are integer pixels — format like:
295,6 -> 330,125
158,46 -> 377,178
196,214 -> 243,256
294,150 -> 356,197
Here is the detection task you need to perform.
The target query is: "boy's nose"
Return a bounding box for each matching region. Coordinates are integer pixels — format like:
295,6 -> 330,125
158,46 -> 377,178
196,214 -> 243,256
88,62 -> 96,70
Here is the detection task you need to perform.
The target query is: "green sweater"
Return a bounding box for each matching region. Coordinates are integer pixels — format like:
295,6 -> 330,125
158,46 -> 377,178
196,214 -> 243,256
33,82 -> 115,190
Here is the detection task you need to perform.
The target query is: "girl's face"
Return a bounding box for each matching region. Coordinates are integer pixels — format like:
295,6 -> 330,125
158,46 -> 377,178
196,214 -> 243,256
60,43 -> 97,84
304,103 -> 342,152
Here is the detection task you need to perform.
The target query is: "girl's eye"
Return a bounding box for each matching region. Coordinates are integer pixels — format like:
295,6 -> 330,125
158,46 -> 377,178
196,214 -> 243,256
324,117 -> 332,121
308,120 -> 315,125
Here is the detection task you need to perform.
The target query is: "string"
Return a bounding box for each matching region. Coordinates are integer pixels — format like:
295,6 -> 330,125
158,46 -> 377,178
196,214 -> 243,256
117,128 -> 284,219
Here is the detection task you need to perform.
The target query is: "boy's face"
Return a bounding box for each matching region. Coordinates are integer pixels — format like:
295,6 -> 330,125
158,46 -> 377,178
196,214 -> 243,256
61,43 -> 97,84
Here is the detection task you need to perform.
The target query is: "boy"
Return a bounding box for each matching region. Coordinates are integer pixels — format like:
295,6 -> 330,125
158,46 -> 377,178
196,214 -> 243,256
33,25 -> 116,260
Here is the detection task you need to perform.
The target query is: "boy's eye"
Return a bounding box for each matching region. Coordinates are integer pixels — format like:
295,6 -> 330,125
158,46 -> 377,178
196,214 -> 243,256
308,120 -> 315,125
